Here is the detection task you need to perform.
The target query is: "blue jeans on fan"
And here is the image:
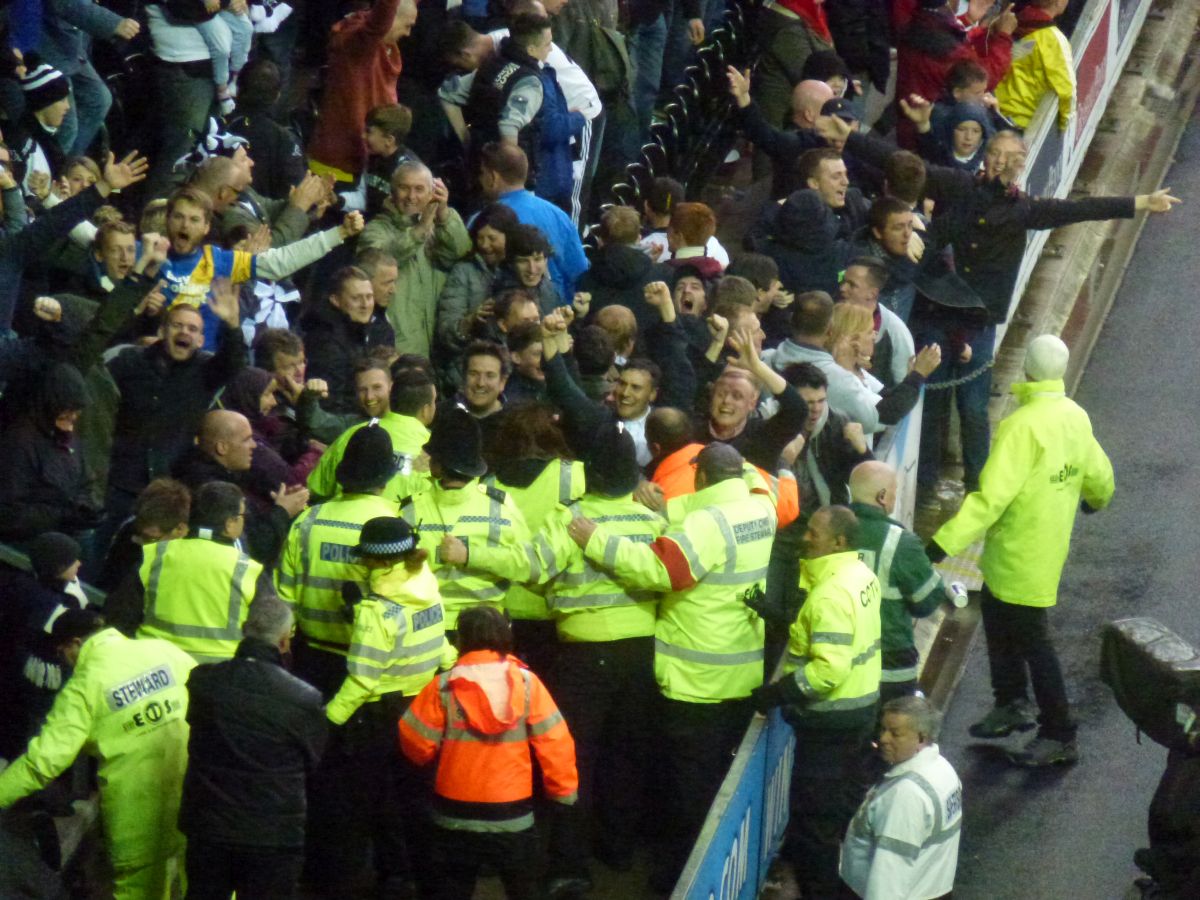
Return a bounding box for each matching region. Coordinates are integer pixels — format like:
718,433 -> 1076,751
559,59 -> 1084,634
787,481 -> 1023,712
913,321 -> 996,491
58,62 -> 113,156
628,13 -> 667,136
659,0 -> 706,106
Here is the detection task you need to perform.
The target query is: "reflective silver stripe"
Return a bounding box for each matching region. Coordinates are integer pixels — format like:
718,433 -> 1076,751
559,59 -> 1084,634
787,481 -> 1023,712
313,518 -> 363,530
881,665 -> 919,682
911,571 -> 942,604
432,812 -> 535,833
591,513 -> 660,524
791,667 -> 820,698
878,525 -> 902,587
903,771 -> 944,835
811,631 -> 854,646
550,591 -> 654,610
349,657 -> 440,679
670,532 -> 707,579
534,533 -> 559,577
558,460 -> 574,504
407,633 -> 450,656
143,540 -> 169,615
704,567 -> 768,586
874,834 -> 923,861
524,544 -> 541,581
705,507 -> 738,573
487,497 -> 503,545
787,653 -> 810,669
655,638 -> 763,666
850,639 -> 881,668
528,710 -> 564,736
440,586 -> 507,603
807,691 -> 879,712
924,818 -> 962,847
402,709 -> 443,742
882,587 -> 903,600
277,571 -> 298,588
602,535 -> 621,570
297,504 -> 321,590
295,574 -> 345,591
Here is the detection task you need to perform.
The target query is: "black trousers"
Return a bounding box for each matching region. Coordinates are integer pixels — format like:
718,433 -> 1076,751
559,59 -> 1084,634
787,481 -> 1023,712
784,724 -> 874,899
303,694 -> 433,895
980,586 -> 1075,741
185,840 -> 303,900
550,637 -> 656,868
656,695 -> 755,885
430,826 -> 543,900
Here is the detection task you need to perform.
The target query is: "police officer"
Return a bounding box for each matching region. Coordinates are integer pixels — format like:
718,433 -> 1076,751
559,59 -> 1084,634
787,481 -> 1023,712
309,517 -> 455,897
480,404 -> 585,680
566,442 -> 776,891
930,335 -> 1114,767
491,423 -> 663,879
849,461 -> 952,699
277,424 -> 400,695
754,505 -> 882,900
306,366 -> 437,502
406,408 -> 532,633
135,481 -> 263,663
0,609 -> 195,899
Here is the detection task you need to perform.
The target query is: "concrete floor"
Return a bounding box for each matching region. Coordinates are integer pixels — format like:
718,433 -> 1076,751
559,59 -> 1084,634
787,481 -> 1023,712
935,103 -> 1200,900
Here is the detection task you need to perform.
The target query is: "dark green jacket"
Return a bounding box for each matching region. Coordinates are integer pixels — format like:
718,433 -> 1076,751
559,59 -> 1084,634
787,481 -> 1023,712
850,502 -> 947,682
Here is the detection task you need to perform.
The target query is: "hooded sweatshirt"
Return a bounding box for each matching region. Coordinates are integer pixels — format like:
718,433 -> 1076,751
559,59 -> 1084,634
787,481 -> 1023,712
399,650 -> 578,831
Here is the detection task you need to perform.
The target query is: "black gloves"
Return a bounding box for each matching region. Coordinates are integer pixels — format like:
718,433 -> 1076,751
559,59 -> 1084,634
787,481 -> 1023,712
741,584 -> 805,627
751,674 -> 806,713
925,540 -> 948,564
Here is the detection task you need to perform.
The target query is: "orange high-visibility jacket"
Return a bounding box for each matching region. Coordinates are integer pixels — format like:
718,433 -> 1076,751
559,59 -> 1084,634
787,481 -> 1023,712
399,651 -> 578,831
651,443 -> 801,529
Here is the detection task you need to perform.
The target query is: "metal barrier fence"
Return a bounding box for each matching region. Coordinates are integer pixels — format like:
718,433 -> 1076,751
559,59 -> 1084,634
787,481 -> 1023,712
671,0 -> 1159,891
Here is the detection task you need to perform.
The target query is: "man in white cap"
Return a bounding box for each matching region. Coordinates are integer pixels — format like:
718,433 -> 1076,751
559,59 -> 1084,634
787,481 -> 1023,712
928,335 -> 1114,767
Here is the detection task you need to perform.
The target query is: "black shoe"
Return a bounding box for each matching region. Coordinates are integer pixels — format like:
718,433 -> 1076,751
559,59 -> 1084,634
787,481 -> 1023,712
1007,735 -> 1079,767
969,702 -> 1036,738
547,876 -> 593,899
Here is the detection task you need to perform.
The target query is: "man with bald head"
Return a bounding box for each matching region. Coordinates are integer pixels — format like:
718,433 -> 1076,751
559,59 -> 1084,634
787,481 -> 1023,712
728,66 -> 834,196
849,460 -> 952,700
172,410 -> 310,564
360,160 -> 472,356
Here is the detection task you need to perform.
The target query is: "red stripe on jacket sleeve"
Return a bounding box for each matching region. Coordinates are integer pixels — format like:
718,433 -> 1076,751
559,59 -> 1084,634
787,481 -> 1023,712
650,537 -> 697,592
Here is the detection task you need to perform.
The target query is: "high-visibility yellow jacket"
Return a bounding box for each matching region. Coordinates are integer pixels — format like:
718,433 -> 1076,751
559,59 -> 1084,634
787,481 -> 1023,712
530,493 -> 664,643
401,480 -> 532,629
326,563 -> 457,724
136,538 -> 261,663
582,477 -> 776,703
0,628 -> 195,868
276,492 -> 399,653
485,458 -> 584,622
306,412 -> 432,501
995,15 -> 1075,129
934,379 -> 1114,606
785,550 -> 882,727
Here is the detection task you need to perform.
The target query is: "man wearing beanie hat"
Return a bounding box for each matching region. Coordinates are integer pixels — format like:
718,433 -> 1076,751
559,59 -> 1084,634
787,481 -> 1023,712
403,408 -> 532,631
277,423 -> 403,695
10,55 -> 71,204
566,440 -> 776,889
930,334 -> 1114,767
0,609 -> 195,899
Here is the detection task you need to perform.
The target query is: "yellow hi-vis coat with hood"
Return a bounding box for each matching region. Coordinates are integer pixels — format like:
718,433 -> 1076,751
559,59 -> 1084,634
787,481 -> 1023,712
326,562 -> 457,724
580,477 -> 775,703
934,378 -> 1114,607
0,628 -> 195,869
785,550 -> 882,727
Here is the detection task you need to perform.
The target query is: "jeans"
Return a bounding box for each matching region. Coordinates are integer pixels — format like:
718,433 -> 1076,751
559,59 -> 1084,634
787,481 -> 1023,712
659,0 -> 706,105
913,320 -> 996,490
980,586 -> 1076,742
629,14 -> 667,134
59,62 -> 113,156
144,62 -> 215,201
